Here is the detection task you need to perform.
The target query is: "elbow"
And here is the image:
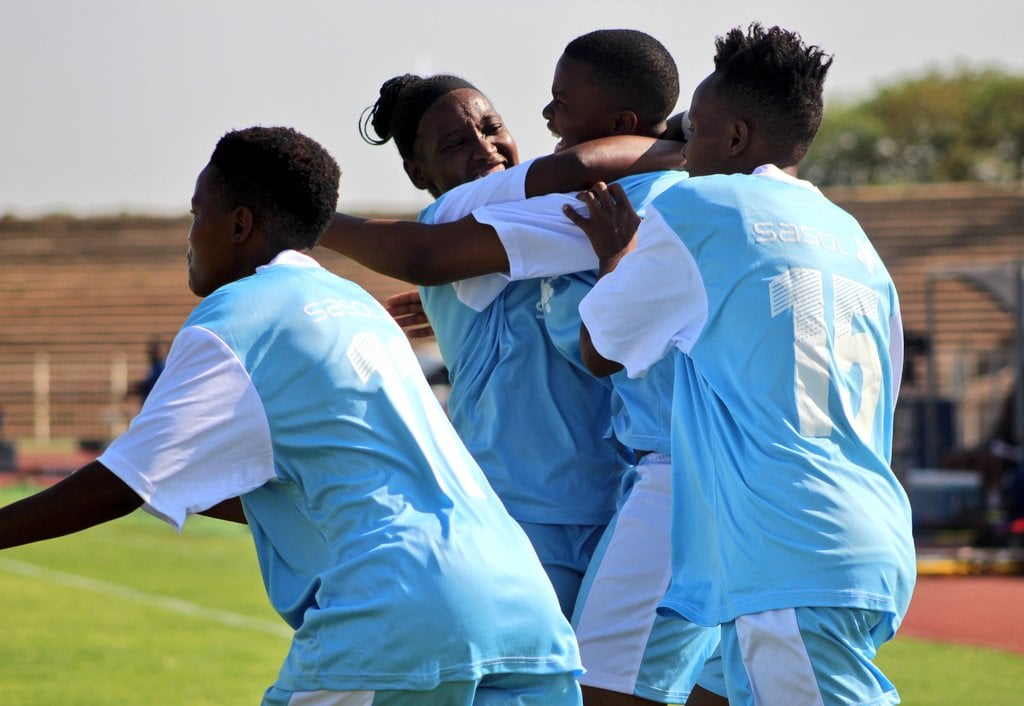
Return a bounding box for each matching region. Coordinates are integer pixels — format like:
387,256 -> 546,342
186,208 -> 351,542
583,350 -> 623,378
580,330 -> 623,377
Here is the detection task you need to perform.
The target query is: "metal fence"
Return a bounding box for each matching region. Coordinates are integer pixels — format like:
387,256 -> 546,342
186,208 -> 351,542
0,352 -> 138,444
0,343 -> 1011,462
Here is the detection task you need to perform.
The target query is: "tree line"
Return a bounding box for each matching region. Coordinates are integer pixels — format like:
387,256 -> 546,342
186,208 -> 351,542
803,66 -> 1024,186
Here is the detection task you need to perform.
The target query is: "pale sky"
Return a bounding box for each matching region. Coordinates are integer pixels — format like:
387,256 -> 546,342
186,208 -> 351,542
2,0 -> 1022,217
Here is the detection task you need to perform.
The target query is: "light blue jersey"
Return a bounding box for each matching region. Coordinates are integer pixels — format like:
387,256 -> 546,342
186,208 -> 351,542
604,173 -> 682,455
151,258 -> 579,693
580,168 -> 916,632
418,199 -> 628,525
473,170 -> 688,456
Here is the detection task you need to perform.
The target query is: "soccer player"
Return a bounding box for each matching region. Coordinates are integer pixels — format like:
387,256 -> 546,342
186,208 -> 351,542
567,24 -> 916,705
321,68 -> 688,619
0,126 -> 584,705
319,30 -> 723,706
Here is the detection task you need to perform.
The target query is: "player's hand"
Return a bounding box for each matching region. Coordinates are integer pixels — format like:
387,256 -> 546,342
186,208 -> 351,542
563,181 -> 641,270
385,289 -> 435,339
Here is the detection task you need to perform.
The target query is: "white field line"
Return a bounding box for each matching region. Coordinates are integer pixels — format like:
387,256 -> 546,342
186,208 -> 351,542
0,556 -> 291,638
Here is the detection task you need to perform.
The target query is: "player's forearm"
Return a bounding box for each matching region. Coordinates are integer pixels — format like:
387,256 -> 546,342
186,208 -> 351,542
319,213 -> 430,282
319,212 -> 509,286
525,136 -> 685,198
0,461 -> 143,549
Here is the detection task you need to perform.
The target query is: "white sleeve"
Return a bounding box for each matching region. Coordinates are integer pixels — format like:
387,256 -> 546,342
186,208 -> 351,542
98,326 -> 276,531
472,193 -> 598,281
889,309 -> 905,401
429,158 -> 536,222
425,159 -> 536,311
578,207 -> 708,378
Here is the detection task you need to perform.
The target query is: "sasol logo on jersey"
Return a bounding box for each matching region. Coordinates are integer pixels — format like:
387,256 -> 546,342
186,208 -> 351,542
303,298 -> 379,324
753,222 -> 880,275
752,222 -> 850,256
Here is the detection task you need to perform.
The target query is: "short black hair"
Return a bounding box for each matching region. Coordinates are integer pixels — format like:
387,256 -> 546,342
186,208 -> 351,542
712,23 -> 833,162
563,29 -> 679,131
359,74 -> 479,159
207,126 -> 340,250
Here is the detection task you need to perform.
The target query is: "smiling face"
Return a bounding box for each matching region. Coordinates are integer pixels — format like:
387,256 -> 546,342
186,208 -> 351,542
403,88 -> 519,197
186,164 -> 243,297
541,55 -> 624,152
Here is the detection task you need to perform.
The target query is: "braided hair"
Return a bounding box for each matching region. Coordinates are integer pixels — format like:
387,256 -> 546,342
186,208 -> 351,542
359,73 -> 478,159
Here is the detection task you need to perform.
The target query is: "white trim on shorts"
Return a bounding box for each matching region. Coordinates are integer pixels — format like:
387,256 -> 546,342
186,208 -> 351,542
286,690 -> 373,706
572,455 -> 717,702
735,609 -> 826,706
572,459 -> 672,692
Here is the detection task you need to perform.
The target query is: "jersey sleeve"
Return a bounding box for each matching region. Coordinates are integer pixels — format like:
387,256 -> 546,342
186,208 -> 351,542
428,158 -> 536,222
472,193 -> 598,282
578,206 -> 709,378
889,309 -> 905,400
98,325 -> 276,530
463,171 -> 689,310
418,160 -> 536,312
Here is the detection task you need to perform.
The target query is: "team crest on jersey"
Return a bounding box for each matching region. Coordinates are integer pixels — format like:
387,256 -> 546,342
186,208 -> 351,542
536,278 -> 555,318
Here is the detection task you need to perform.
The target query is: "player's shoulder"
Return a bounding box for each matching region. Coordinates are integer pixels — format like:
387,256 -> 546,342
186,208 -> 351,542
661,171 -> 822,210
614,169 -> 686,191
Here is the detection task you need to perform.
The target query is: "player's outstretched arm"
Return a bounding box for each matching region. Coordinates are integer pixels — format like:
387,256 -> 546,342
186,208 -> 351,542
524,135 -> 685,198
318,213 -> 509,286
317,136 -> 683,287
0,461 -> 143,550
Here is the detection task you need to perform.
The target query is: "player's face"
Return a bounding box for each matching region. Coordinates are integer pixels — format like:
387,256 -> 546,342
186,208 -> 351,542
186,164 -> 241,297
542,55 -> 622,152
682,74 -> 737,177
405,88 -> 519,198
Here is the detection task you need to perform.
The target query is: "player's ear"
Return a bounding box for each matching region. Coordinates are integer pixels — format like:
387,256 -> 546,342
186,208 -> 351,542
613,110 -> 640,136
229,206 -> 254,244
403,159 -> 434,195
728,119 -> 749,156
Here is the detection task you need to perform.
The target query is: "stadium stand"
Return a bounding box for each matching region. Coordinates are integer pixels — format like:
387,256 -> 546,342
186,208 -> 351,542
1,182 -> 1022,475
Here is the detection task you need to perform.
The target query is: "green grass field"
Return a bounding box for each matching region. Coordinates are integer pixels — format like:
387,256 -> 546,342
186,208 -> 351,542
1,484 -> 1022,705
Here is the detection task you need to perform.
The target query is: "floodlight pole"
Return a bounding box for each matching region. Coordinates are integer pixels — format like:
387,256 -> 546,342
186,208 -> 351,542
1014,262 -> 1024,464
924,274 -> 939,468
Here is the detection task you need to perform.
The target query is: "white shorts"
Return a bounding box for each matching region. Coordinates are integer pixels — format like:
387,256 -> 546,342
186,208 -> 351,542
571,456 -> 719,703
699,607 -> 899,706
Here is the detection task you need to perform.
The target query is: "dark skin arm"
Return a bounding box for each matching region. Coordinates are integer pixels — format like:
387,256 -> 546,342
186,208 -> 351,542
522,134 -> 684,198
660,110 -> 691,144
317,136 -> 684,286
320,212 -> 502,286
562,181 -> 643,378
198,498 -> 248,524
0,460 -> 143,549
0,459 -> 248,550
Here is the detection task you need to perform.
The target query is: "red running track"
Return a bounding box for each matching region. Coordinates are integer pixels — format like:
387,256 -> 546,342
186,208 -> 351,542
899,575 -> 1024,653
